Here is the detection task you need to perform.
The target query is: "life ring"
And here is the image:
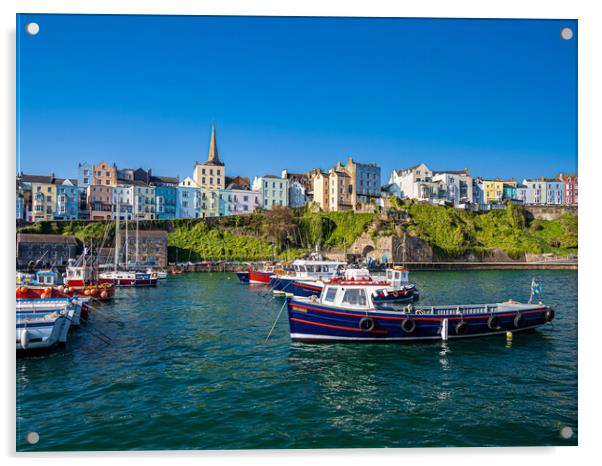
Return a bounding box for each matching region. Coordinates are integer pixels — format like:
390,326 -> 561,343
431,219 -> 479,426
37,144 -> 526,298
359,317 -> 375,332
401,318 -> 416,333
487,315 -> 501,330
455,320 -> 468,335
544,309 -> 555,322
513,313 -> 523,328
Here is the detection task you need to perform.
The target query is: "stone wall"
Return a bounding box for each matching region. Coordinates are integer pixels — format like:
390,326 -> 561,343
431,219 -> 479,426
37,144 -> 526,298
525,206 -> 577,221
348,232 -> 433,262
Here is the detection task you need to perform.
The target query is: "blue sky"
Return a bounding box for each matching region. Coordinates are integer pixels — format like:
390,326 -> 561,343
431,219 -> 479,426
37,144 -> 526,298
17,15 -> 577,183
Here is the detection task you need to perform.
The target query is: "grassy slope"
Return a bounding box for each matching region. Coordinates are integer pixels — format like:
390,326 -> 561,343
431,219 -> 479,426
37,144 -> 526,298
404,203 -> 578,258
17,206 -> 577,260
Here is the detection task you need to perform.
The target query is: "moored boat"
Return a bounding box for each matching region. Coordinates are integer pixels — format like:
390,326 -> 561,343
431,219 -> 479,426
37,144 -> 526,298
270,258 -> 345,295
16,297 -> 87,351
98,270 -> 158,287
248,265 -> 277,284
286,280 -> 554,342
291,267 -> 419,303
16,269 -> 115,301
236,271 -> 250,283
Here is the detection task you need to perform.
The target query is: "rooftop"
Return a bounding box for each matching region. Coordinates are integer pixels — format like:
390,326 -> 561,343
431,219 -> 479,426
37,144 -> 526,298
17,233 -> 78,244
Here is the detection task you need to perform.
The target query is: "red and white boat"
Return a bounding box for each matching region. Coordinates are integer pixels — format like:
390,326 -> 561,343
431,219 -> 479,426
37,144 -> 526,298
247,265 -> 276,284
16,268 -> 115,301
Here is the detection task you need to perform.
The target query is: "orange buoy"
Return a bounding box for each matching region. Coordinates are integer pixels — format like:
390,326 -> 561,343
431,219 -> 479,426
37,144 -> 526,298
90,288 -> 98,296
100,290 -> 108,299
84,289 -> 91,296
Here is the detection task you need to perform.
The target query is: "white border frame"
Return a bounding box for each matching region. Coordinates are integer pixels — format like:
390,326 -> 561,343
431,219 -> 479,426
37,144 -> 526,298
2,1 -> 599,465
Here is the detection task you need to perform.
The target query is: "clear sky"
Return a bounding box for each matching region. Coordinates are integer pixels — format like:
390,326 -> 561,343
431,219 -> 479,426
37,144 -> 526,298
17,14 -> 577,184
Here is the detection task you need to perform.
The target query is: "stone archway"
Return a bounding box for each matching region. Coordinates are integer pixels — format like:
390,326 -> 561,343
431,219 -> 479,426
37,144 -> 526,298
362,245 -> 375,257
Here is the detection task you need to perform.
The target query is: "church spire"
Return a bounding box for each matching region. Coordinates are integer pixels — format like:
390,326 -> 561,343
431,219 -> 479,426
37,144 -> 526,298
206,123 -> 223,165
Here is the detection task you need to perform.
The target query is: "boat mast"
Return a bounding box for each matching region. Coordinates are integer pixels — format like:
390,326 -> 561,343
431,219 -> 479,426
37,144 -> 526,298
125,207 -> 129,267
114,197 -> 120,272
135,216 -> 139,264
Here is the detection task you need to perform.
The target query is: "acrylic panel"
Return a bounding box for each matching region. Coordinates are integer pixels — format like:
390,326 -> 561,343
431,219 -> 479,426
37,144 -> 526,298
16,14 -> 577,451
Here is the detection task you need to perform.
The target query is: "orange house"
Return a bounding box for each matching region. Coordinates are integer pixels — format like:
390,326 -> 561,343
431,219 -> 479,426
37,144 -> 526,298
93,161 -> 117,186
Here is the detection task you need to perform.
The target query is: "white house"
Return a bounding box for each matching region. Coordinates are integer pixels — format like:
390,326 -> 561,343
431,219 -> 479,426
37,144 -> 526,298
112,184 -> 134,219
389,163 -> 438,201
523,179 -> 547,205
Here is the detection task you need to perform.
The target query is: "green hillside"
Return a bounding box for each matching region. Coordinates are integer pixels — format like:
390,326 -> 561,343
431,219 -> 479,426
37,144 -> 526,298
17,203 -> 577,261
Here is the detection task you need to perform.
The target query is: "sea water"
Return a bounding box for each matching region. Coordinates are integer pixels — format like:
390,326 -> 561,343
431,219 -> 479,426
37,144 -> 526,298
16,270 -> 578,450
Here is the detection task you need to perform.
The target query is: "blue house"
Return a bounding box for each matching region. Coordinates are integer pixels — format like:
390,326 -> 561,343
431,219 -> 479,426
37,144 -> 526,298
177,177 -> 202,218
154,185 -> 178,219
54,178 -> 79,220
77,162 -> 93,189
503,184 -> 517,200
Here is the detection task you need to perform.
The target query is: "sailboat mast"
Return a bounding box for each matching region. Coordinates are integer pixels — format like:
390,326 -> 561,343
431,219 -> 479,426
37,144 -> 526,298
125,208 -> 129,267
135,217 -> 139,264
114,197 -> 120,272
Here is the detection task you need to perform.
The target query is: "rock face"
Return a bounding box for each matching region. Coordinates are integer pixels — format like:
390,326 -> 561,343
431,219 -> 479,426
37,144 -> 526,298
349,232 -> 433,262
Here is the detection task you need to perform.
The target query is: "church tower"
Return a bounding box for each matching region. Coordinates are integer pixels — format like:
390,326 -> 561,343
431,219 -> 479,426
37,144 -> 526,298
193,124 -> 226,216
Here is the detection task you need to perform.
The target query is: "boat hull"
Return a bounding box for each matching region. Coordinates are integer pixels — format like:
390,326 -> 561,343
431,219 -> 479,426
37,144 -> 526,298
248,270 -> 274,284
236,271 -> 250,283
287,299 -> 552,342
270,276 -> 296,293
98,273 -> 157,287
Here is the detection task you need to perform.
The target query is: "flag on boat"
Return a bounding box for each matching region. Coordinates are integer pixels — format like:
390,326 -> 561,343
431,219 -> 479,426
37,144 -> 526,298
530,278 -> 542,303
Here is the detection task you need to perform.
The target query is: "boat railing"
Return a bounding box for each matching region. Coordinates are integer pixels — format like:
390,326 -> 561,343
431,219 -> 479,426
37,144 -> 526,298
385,303 -> 501,316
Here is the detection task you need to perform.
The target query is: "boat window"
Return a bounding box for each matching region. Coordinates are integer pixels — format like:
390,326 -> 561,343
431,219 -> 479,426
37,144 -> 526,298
342,288 -> 367,306
387,270 -> 392,280
324,287 -> 337,302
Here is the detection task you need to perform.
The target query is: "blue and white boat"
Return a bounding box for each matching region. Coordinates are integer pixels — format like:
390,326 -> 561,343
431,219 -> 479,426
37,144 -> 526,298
16,298 -> 86,351
286,281 -> 554,342
291,267 -> 419,303
270,257 -> 345,296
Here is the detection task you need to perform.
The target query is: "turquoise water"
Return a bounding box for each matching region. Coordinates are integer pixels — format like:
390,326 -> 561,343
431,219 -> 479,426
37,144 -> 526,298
16,270 -> 577,450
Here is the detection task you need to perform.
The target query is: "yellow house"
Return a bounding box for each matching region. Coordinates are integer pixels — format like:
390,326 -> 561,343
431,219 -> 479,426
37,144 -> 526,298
482,180 -> 504,204
26,175 -> 57,221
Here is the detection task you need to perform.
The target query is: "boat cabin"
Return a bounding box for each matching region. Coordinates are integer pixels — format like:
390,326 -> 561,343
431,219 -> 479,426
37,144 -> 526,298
35,270 -> 62,286
385,268 -> 409,286
292,259 -> 345,279
319,283 -> 384,310
65,265 -> 94,283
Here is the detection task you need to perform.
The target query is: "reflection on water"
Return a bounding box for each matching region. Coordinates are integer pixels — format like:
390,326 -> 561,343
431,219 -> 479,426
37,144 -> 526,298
17,270 -> 577,450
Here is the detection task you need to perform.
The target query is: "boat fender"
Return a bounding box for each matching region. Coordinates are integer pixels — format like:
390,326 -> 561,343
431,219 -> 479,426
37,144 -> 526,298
513,313 -> 523,328
544,309 -> 555,322
20,328 -> 29,350
359,317 -> 375,332
455,320 -> 468,335
405,303 -> 414,314
401,318 -> 416,334
487,315 -> 501,330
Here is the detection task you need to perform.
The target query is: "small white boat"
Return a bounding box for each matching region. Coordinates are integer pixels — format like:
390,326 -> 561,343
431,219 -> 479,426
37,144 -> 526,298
16,298 -> 86,351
